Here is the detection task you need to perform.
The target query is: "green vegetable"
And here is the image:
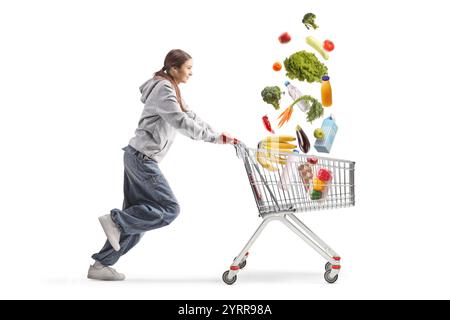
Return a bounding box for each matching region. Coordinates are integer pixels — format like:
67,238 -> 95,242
302,13 -> 319,30
306,36 -> 329,60
261,86 -> 282,110
290,95 -> 324,123
311,189 -> 322,200
284,51 -> 328,83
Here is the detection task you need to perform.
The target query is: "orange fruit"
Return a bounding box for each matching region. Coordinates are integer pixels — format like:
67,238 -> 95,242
272,62 -> 282,72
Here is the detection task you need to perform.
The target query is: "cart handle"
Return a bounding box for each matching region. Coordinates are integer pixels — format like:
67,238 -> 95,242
233,141 -> 247,159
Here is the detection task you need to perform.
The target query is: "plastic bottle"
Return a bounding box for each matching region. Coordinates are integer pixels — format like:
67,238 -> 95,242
284,81 -> 310,112
321,75 -> 332,107
278,149 -> 299,191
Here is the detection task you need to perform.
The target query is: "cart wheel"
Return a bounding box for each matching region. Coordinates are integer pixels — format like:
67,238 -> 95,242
324,270 -> 338,284
325,262 -> 332,271
234,257 -> 247,269
222,271 -> 237,285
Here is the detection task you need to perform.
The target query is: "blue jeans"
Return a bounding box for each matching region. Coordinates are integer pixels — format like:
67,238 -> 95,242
92,145 -> 180,266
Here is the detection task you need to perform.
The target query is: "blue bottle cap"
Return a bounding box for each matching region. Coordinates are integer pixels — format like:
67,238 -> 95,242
284,81 -> 290,87
322,75 -> 330,81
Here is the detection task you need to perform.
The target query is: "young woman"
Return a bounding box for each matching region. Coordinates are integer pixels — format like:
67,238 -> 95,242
88,49 -> 238,281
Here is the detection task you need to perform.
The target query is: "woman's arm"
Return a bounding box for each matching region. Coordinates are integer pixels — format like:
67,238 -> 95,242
155,81 -> 220,143
185,107 -> 216,132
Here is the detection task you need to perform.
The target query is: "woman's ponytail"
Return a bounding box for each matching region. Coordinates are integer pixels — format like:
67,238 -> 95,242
152,49 -> 192,112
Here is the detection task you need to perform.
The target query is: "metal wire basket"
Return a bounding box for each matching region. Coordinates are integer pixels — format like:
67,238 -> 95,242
235,143 -> 355,216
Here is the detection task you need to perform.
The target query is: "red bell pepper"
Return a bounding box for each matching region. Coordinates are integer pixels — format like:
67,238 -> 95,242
262,115 -> 275,134
317,168 -> 332,182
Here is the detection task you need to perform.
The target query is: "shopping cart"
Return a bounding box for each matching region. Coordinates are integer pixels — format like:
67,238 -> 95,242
222,143 -> 355,285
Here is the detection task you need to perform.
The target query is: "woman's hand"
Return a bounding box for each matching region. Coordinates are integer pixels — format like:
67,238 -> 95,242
218,132 -> 239,145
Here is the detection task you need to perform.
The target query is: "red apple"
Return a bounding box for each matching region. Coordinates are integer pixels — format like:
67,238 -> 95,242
278,32 -> 291,44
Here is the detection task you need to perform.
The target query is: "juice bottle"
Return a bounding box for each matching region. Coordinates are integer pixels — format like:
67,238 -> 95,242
321,75 -> 332,107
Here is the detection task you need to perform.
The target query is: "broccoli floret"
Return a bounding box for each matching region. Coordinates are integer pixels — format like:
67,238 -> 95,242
261,86 -> 282,110
302,13 -> 319,30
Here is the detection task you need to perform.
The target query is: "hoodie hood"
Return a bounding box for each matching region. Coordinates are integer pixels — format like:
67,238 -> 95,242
139,77 -> 166,103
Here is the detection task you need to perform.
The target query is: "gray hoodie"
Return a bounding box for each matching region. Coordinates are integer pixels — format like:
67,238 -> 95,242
129,78 -> 220,163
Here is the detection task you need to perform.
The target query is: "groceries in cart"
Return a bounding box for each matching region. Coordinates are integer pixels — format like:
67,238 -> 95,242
298,157 -> 318,193
314,115 -> 338,153
256,150 -> 283,172
311,168 -> 332,200
277,149 -> 299,191
256,135 -> 296,172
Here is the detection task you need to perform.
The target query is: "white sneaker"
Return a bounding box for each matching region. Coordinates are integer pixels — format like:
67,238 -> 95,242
98,214 -> 121,251
87,262 -> 125,281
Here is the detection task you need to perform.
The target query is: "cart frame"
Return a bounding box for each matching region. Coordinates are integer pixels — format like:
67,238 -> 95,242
222,143 -> 355,285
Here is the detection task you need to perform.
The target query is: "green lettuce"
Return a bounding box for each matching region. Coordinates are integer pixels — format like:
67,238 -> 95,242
284,51 -> 328,83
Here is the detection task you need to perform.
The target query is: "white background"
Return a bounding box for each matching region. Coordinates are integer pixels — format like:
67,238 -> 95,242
1,0 -> 449,299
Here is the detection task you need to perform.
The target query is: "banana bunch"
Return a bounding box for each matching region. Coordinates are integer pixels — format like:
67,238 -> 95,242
258,135 -> 297,152
256,135 -> 297,171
